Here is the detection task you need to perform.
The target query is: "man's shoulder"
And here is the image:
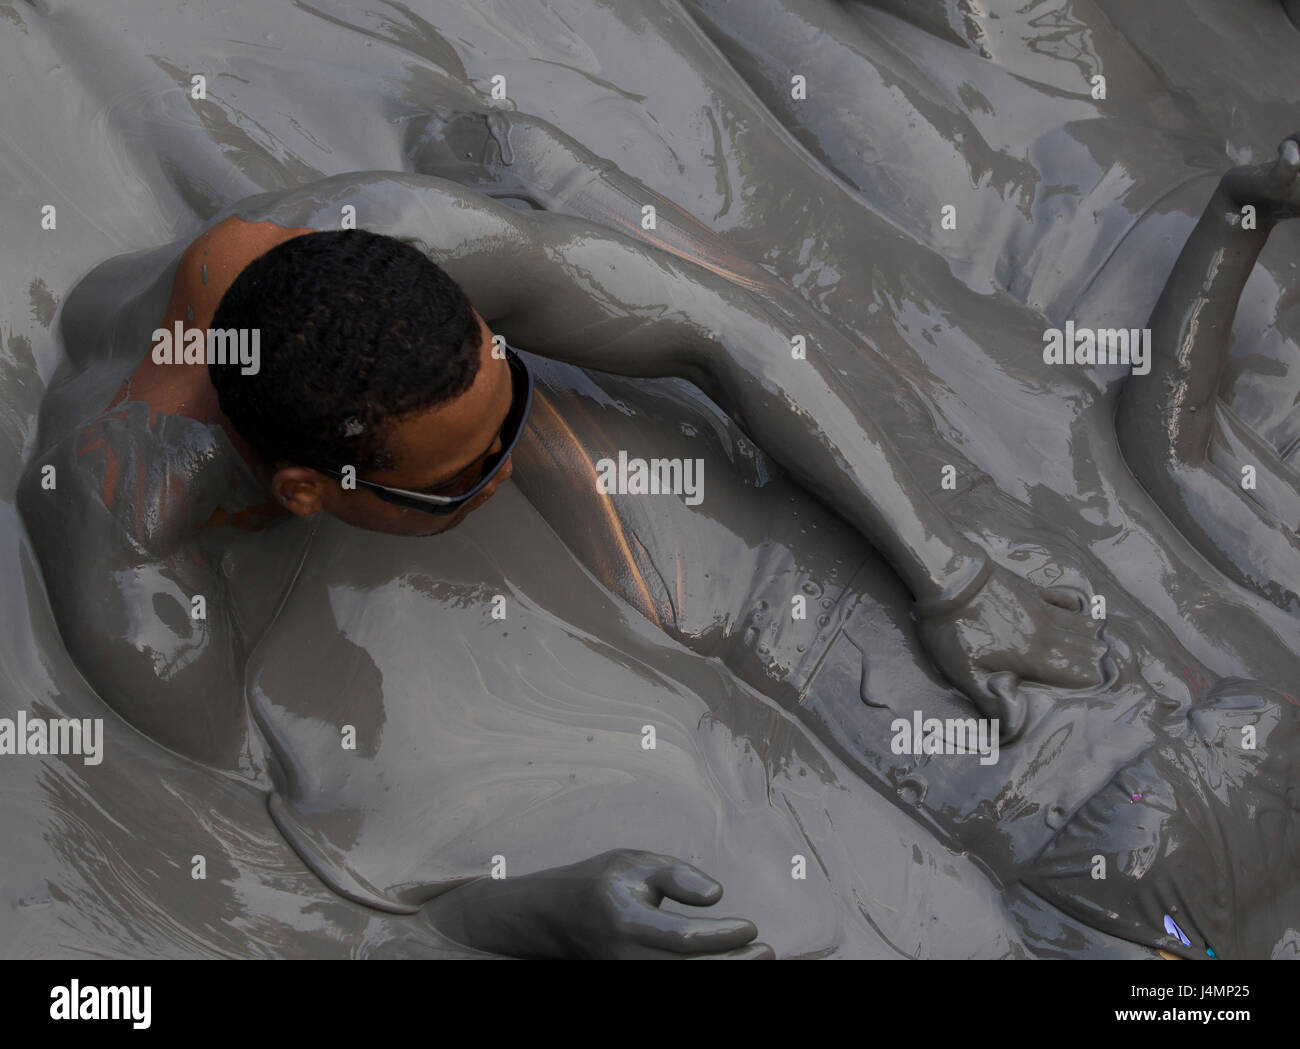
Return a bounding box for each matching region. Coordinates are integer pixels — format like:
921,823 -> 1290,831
122,215 -> 317,419
172,215 -> 316,328
22,399 -> 262,560
17,398 -> 259,771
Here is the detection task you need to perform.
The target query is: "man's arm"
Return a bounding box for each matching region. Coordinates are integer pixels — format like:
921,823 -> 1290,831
485,224 -> 1108,723
479,210 -> 988,602
17,402 -> 256,768
1114,137 -> 1300,613
1117,138 -> 1300,471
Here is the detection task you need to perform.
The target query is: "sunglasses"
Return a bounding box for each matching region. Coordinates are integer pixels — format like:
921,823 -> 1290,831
317,345 -> 534,516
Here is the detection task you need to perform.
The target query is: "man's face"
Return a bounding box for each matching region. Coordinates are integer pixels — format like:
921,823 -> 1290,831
274,311 -> 516,537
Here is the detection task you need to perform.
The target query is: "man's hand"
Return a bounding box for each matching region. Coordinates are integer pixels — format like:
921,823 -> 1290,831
1220,135 -> 1300,225
915,563 -> 1108,740
421,849 -> 774,959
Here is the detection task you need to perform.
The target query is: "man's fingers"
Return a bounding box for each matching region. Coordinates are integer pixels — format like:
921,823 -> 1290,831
683,942 -> 776,960
646,858 -> 724,907
619,910 -> 761,955
1281,136 -> 1300,171
982,671 -> 1028,741
1010,612 -> 1106,689
1267,136 -> 1300,190
1041,585 -> 1088,614
1040,598 -> 1107,650
1039,634 -> 1108,689
600,855 -> 762,956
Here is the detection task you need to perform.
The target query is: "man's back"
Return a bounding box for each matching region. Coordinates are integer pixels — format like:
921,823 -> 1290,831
16,217 -> 314,767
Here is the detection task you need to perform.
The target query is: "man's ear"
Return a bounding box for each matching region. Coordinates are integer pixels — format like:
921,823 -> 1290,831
271,464 -> 329,516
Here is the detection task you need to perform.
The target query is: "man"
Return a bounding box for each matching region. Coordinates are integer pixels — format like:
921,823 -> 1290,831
24,165 -> 1107,744
21,211 -> 781,958
10,0 -> 1295,961
27,0 -> 1297,956
22,166 -> 1298,958
16,163 -> 1114,957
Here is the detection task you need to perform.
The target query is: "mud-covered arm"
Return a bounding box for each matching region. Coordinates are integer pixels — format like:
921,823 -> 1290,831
1117,138 -> 1300,471
472,192 -> 1107,718
495,218 -> 994,604
1111,139 -> 1300,612
16,402 -> 255,768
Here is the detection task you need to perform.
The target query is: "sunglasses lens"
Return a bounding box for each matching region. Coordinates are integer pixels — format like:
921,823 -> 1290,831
345,348 -> 533,517
354,349 -> 533,516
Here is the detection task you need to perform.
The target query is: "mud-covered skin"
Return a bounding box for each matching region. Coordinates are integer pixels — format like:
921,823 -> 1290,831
421,849 -> 775,960
15,401 -> 269,769
511,361 -> 1300,959
1118,138 -> 1300,616
68,160 -> 1070,750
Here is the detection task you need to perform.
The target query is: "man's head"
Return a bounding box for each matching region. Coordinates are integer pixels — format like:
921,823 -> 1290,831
209,229 -> 515,536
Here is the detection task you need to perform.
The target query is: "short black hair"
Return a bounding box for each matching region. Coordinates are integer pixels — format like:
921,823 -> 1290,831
209,229 -> 482,471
